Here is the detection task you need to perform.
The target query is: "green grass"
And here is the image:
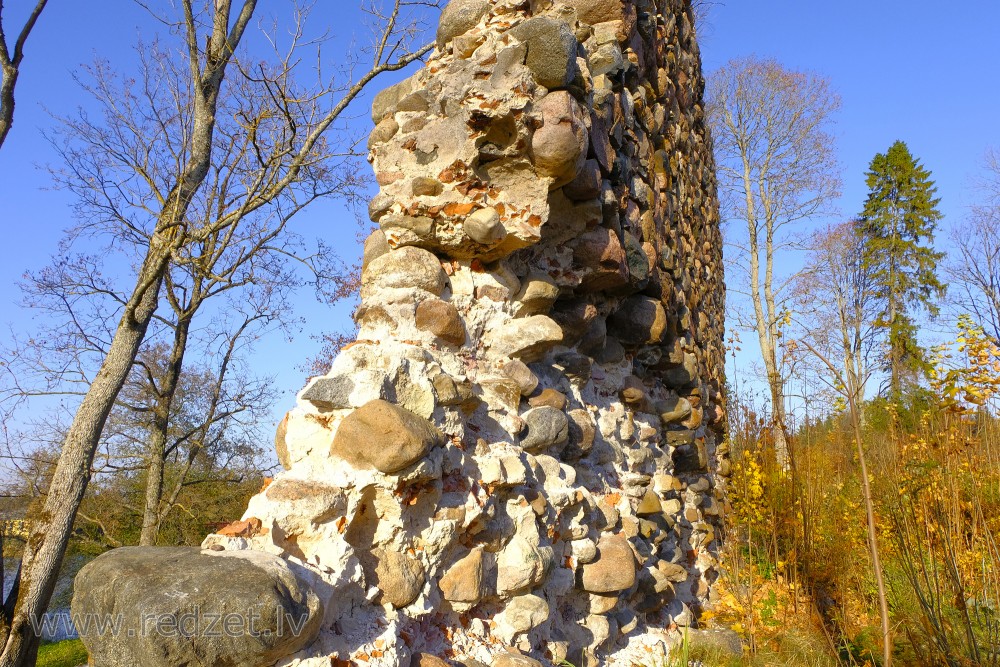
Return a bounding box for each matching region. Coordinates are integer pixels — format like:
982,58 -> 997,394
36,639 -> 88,667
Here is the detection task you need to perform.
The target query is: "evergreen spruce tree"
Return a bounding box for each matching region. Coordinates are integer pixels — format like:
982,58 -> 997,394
858,140 -> 945,398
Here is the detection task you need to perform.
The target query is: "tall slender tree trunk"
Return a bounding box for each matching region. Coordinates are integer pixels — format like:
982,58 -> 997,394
140,450 -> 166,545
0,240 -> 171,666
846,390 -> 892,667
0,5 -> 256,658
800,335 -> 890,667
743,164 -> 792,470
139,318 -> 190,546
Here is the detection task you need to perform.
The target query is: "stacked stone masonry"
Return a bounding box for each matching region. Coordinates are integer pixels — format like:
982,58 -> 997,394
75,0 -> 728,665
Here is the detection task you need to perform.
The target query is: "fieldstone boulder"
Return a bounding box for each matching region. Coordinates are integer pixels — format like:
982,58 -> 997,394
439,547 -> 486,604
362,229 -> 390,269
368,118 -> 400,149
302,374 -> 354,411
636,489 -> 663,516
436,0 -> 489,48
498,594 -> 550,636
497,536 -> 552,594
366,548 -> 426,608
416,298 -> 466,346
465,207 -> 507,245
495,654 -> 543,667
531,91 -> 589,189
371,74 -> 419,122
331,399 -> 443,473
530,0 -> 625,25
520,406 -> 569,452
361,246 -> 446,298
510,16 -> 578,90
658,394 -> 693,424
573,228 -> 628,292
485,315 -> 563,361
499,359 -> 540,395
563,159 -> 602,201
579,535 -> 636,593
528,388 -> 568,410
73,547 -> 323,667
608,296 -> 667,345
514,273 -> 560,316
415,654 -> 452,667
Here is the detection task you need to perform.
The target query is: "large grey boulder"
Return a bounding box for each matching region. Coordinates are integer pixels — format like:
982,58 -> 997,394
73,547 -> 324,667
510,16 -> 578,90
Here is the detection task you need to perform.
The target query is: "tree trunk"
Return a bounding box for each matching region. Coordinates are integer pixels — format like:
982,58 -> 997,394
139,442 -> 166,546
846,390 -> 892,667
0,2 -> 254,655
0,242 -> 170,666
139,318 -> 191,546
0,64 -> 15,150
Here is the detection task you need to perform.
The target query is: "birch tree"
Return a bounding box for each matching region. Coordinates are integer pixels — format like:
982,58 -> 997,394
707,56 -> 841,469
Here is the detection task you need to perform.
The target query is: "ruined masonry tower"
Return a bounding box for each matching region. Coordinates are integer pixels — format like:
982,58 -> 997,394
76,0 -> 727,665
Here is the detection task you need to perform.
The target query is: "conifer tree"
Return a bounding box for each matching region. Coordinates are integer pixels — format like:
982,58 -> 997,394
858,140 -> 945,398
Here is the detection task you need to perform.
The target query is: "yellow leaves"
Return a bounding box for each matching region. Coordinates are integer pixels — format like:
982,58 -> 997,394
930,315 -> 1000,414
730,456 -> 769,530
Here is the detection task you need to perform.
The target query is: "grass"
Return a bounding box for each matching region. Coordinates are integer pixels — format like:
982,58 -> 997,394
687,629 -> 838,667
36,639 -> 88,667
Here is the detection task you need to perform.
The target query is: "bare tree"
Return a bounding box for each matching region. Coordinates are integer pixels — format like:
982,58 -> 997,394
0,0 -> 49,150
0,1 -> 437,662
34,32 -> 359,544
948,147 -> 1000,343
794,221 -> 881,416
707,56 -> 841,469
793,221 -> 893,666
792,225 -> 891,667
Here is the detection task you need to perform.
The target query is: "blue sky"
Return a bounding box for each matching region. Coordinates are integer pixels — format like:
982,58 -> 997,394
1,1 -> 999,431
699,1 -> 1000,406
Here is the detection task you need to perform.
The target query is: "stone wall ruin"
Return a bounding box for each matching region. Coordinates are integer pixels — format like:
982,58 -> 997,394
75,0 -> 728,665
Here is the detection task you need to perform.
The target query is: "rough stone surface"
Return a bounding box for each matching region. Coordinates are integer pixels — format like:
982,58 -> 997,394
495,655 -> 543,667
73,547 -> 323,667
414,654 -> 452,667
465,207 -> 507,245
368,549 -> 426,608
486,315 -> 564,361
88,2 -> 729,666
609,296 -> 667,345
331,399 -> 442,473
515,273 -> 561,316
361,246 -> 445,297
579,535 -> 637,593
416,298 -> 466,345
531,0 -> 625,25
439,547 -> 486,604
531,91 -> 589,188
437,0 -> 490,48
520,406 -> 570,452
511,17 -> 579,90
574,228 -> 628,291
